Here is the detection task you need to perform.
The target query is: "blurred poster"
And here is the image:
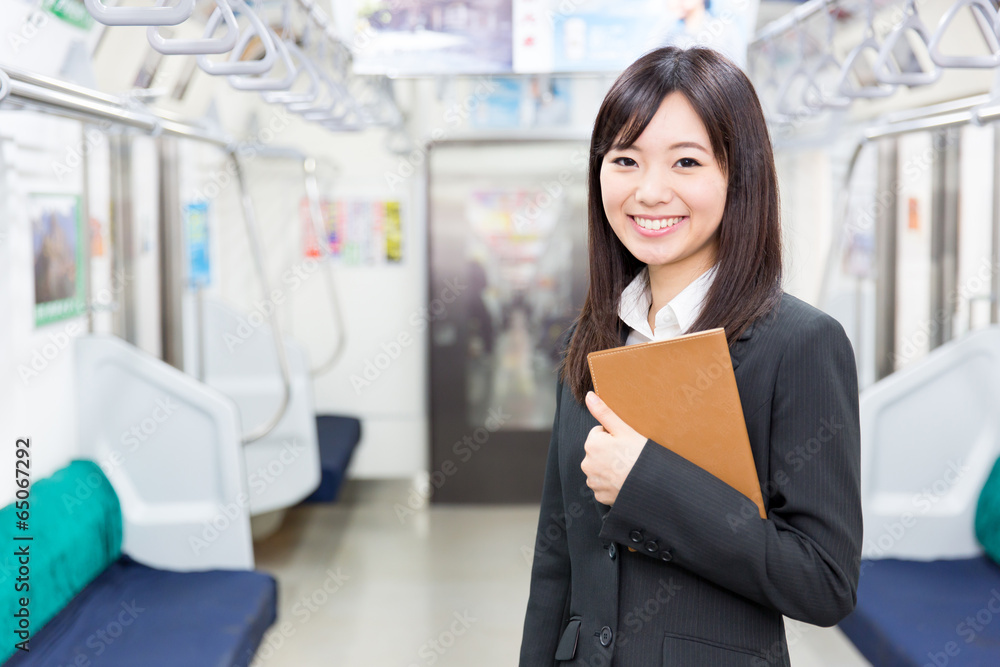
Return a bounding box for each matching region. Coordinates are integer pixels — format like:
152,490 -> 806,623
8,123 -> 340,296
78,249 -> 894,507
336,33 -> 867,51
514,0 -> 759,72
0,0 -> 104,80
468,75 -> 571,128
351,0 -> 513,75
461,185 -> 578,429
184,202 -> 211,287
31,193 -> 85,326
41,0 -> 94,30
302,197 -> 404,265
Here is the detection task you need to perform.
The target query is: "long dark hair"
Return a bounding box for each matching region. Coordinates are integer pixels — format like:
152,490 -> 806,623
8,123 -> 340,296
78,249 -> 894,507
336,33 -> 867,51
561,46 -> 783,405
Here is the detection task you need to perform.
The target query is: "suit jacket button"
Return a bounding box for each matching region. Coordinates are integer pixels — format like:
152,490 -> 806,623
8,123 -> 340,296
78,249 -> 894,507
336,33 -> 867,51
629,530 -> 643,544
644,540 -> 658,553
599,626 -> 613,646
659,549 -> 673,562
608,543 -> 617,560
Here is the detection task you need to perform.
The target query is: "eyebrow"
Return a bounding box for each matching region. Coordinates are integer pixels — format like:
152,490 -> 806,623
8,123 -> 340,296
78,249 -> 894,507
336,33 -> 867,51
614,141 -> 711,153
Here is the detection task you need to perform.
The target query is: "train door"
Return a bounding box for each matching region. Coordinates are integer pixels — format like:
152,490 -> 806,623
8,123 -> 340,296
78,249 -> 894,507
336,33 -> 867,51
427,140 -> 588,503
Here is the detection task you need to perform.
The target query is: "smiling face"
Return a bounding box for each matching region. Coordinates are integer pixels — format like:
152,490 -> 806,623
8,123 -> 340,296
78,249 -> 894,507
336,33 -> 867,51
599,91 -> 727,282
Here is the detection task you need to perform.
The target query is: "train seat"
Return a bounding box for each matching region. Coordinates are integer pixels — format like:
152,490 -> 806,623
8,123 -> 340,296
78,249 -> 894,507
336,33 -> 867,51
1,460 -> 276,667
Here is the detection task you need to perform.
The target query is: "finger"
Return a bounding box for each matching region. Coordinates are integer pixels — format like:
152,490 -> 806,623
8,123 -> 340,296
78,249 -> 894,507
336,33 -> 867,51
585,391 -> 629,436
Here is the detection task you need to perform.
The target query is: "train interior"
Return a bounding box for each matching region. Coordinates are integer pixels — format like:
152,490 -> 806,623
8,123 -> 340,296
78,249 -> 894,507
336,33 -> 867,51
3,0 -> 1000,664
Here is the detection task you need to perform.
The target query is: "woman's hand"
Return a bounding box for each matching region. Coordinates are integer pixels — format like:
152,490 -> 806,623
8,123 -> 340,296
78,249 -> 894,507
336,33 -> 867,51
581,391 -> 648,506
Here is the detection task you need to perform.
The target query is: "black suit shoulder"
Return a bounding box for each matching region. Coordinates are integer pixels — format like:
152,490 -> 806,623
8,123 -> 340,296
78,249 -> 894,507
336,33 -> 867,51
753,292 -> 854,357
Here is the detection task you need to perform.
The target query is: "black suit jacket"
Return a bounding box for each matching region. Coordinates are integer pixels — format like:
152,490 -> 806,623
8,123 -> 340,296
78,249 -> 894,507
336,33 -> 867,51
519,293 -> 862,666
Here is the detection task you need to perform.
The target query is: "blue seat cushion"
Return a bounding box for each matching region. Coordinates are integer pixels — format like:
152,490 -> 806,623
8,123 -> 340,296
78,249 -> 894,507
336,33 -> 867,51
839,556 -> 1000,667
6,554 -> 276,667
303,415 -> 362,503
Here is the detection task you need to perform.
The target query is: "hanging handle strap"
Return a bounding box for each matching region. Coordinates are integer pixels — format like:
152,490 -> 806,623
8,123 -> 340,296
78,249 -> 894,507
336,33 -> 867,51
197,0 -> 278,76
147,0 -> 239,55
84,0 -> 195,27
873,0 -> 942,86
928,0 -> 1000,69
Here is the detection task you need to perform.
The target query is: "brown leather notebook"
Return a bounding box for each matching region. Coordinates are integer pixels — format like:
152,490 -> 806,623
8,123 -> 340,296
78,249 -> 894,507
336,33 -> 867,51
587,327 -> 766,519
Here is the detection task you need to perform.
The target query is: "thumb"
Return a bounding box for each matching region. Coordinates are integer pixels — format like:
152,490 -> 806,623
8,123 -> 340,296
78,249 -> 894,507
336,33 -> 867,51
585,391 -> 628,436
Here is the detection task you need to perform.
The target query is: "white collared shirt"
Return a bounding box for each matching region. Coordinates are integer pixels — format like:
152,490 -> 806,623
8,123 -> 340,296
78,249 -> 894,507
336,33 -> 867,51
619,265 -> 718,346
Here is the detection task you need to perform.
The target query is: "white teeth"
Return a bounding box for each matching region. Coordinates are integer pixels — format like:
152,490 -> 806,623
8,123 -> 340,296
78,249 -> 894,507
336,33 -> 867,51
632,216 -> 684,230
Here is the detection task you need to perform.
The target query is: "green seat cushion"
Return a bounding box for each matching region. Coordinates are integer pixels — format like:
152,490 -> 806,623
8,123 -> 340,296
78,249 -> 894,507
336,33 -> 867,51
976,456 -> 1000,565
0,460 -> 122,663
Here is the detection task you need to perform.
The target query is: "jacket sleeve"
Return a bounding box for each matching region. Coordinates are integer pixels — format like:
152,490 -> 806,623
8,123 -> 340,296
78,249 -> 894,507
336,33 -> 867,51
599,313 -> 862,627
519,379 -> 571,666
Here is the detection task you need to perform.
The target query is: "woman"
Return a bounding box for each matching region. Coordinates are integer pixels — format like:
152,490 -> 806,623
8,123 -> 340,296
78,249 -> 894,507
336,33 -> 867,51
519,47 -> 862,666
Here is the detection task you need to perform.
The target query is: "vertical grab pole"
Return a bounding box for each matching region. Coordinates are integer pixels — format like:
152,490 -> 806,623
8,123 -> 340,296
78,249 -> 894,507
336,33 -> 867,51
230,153 -> 293,444
109,132 -> 137,343
993,123 -> 1000,324
930,127 -> 961,348
875,137 -> 899,381
158,136 -> 186,370
303,157 -> 346,375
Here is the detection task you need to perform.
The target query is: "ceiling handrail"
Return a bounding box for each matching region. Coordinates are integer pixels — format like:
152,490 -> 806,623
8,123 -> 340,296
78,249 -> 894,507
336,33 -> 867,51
803,7 -> 852,109
261,41 -> 321,104
753,43 -> 794,124
146,0 -> 239,55
776,24 -> 819,118
286,41 -> 350,117
873,0 -> 942,85
197,0 -> 277,76
301,157 -> 346,376
0,69 -> 10,103
928,0 -> 1000,68
230,154 -> 293,444
836,0 -> 897,98
83,0 -> 195,26
227,25 -> 299,91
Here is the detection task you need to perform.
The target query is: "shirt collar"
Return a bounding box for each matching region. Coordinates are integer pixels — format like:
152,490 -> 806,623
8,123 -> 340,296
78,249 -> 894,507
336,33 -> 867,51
618,265 -> 718,340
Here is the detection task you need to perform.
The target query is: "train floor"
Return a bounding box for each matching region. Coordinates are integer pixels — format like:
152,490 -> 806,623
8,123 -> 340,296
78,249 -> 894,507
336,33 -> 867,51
252,480 -> 871,666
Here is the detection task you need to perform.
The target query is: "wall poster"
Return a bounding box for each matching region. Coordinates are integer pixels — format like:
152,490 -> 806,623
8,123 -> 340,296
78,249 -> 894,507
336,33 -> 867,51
30,192 -> 85,326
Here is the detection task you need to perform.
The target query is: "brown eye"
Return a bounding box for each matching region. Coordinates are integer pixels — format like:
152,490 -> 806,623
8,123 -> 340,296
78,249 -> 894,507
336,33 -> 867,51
612,157 -> 637,167
676,158 -> 701,168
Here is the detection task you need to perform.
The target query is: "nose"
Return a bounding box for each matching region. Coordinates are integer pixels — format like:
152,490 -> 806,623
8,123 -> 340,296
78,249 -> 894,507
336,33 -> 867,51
633,165 -> 674,208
